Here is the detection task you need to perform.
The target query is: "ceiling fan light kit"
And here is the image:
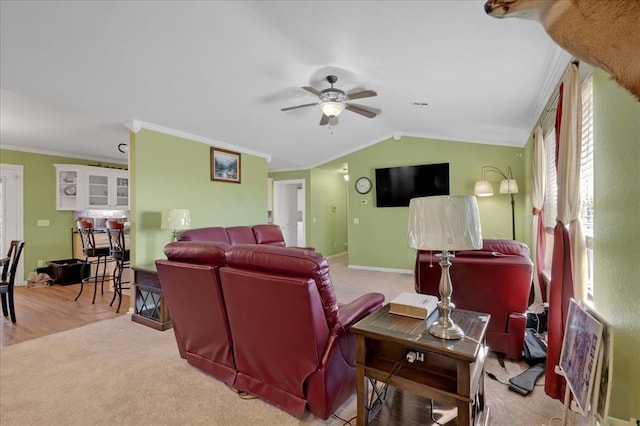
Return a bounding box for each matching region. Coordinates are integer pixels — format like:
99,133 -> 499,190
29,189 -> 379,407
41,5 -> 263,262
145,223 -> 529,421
320,102 -> 345,117
281,75 -> 378,125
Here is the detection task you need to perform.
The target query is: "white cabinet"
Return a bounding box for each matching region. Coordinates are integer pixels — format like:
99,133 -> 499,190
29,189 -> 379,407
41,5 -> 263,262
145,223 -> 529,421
54,164 -> 129,210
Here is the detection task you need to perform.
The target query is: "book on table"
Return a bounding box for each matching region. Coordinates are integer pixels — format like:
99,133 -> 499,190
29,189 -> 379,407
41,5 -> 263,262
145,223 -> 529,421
389,292 -> 439,319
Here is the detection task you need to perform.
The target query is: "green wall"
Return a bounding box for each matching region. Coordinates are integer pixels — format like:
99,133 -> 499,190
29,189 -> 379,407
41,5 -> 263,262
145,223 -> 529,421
309,167 -> 348,256
337,137 -> 527,271
129,129 -> 268,266
0,149 -> 125,277
591,69 -> 640,420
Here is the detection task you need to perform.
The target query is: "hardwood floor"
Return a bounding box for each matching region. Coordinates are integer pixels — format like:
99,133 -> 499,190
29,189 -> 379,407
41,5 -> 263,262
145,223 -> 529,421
0,282 -> 130,347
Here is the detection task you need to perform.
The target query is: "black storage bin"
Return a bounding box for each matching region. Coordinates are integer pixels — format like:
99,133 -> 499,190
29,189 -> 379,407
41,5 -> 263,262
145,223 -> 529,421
48,259 -> 89,285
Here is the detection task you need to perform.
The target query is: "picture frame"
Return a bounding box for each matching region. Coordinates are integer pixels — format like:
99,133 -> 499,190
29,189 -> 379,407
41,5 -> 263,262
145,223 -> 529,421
211,147 -> 241,183
559,298 -> 603,414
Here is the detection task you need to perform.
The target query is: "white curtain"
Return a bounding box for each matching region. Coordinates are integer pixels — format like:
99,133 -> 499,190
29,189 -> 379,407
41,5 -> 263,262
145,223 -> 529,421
555,62 -> 588,302
531,125 -> 546,303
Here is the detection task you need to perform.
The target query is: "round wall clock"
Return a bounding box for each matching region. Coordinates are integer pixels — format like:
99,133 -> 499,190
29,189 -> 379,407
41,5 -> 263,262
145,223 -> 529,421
355,177 -> 372,194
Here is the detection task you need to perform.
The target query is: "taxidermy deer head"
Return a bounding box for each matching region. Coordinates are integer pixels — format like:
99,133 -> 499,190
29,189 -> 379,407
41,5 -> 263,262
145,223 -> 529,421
484,0 -> 640,101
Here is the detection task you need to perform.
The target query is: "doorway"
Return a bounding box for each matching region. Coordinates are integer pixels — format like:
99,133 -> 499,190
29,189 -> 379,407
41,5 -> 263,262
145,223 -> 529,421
0,164 -> 25,285
273,179 -> 306,247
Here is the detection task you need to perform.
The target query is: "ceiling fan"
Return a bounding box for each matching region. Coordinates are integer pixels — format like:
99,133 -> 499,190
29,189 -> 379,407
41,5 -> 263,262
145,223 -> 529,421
281,75 -> 378,125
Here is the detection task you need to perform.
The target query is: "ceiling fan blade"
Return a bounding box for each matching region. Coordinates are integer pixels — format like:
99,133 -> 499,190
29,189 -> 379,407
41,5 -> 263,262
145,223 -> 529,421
345,103 -> 378,118
347,90 -> 377,100
281,102 -> 318,112
319,114 -> 330,126
302,86 -> 321,97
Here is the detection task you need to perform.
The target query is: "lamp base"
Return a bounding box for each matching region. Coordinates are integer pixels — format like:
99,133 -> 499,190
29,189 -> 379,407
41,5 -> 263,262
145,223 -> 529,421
428,319 -> 464,340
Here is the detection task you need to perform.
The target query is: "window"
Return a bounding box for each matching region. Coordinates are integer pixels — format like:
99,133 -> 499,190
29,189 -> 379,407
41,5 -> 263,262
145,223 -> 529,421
542,75 -> 594,298
580,77 -> 594,296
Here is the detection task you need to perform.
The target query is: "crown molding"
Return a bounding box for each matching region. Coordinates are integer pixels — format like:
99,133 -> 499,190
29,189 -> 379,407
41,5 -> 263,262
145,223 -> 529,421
0,144 -> 127,165
127,120 -> 272,163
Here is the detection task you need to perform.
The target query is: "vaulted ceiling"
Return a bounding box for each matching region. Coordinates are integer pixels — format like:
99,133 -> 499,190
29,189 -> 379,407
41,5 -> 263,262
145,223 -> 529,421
0,1 -> 570,170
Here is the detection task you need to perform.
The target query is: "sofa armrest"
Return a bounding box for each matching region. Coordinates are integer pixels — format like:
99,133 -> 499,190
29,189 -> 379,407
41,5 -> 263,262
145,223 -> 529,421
335,293 -> 385,333
319,292 -> 384,368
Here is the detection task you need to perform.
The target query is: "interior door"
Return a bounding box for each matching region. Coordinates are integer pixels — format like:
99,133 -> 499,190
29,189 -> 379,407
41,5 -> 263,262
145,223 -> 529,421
273,179 -> 305,247
0,164 -> 25,285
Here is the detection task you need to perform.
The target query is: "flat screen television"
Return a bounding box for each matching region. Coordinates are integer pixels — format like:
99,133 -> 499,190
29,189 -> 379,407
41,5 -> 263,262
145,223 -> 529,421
375,163 -> 450,207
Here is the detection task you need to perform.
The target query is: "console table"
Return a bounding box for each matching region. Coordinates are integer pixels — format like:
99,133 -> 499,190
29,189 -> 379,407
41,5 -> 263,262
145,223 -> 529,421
352,305 -> 490,426
131,264 -> 172,331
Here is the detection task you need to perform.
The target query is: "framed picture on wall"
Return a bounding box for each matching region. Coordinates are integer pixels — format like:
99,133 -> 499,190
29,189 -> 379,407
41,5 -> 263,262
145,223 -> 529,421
211,147 -> 241,183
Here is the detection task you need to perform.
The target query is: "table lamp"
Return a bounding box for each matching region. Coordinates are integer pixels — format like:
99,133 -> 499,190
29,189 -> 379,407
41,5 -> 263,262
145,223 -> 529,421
408,195 -> 482,339
161,209 -> 191,241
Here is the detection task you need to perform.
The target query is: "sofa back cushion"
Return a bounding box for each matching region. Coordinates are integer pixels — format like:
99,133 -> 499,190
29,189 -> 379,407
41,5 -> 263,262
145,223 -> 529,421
164,241 -> 230,265
179,227 -> 230,244
225,226 -> 258,245
224,244 -> 339,328
252,224 -> 286,246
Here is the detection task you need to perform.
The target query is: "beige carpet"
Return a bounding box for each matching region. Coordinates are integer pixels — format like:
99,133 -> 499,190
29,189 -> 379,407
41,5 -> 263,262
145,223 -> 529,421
0,254 -> 583,425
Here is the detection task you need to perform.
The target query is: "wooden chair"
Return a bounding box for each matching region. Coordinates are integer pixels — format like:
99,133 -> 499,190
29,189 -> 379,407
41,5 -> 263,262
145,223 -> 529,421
106,220 -> 130,313
1,240 -> 26,323
74,220 -> 112,304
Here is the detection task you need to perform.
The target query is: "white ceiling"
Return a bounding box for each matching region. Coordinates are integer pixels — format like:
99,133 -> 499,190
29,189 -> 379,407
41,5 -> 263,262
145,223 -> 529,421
0,1 -> 570,171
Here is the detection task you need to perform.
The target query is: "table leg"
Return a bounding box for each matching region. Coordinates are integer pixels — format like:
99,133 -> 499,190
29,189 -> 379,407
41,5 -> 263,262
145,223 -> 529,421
356,364 -> 368,425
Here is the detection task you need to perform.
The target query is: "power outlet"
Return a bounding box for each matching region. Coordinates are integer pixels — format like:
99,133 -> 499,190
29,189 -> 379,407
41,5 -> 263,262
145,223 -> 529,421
37,260 -> 44,267
405,349 -> 425,363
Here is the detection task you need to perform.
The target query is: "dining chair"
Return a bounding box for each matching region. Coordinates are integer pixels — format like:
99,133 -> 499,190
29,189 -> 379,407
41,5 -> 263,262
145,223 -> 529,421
1,240 -> 26,323
106,220 -> 130,313
75,220 -> 112,304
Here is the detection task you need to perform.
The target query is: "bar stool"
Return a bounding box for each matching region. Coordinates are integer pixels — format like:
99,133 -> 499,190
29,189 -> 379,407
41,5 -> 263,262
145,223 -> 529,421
75,220 -> 112,304
106,220 -> 130,313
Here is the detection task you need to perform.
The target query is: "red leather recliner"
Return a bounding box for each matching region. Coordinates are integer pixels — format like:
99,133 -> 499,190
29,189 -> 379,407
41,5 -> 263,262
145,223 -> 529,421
414,239 -> 533,359
221,244 -> 383,419
156,241 -> 236,385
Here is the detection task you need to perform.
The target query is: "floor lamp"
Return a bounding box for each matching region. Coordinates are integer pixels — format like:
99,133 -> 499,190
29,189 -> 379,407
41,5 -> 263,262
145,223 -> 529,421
474,166 -> 518,240
408,195 -> 483,339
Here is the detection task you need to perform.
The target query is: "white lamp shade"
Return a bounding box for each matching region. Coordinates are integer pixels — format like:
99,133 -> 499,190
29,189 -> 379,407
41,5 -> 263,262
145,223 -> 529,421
161,209 -> 191,230
408,195 -> 482,251
320,102 -> 345,117
499,179 -> 519,194
474,180 -> 494,197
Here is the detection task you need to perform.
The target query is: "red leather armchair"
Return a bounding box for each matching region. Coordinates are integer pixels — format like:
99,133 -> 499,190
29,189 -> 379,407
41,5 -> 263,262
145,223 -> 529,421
415,239 -> 533,359
156,241 -> 236,385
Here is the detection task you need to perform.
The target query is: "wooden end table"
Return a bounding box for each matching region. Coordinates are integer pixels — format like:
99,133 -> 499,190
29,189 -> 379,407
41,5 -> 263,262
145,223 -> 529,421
352,304 -> 491,426
131,263 -> 172,331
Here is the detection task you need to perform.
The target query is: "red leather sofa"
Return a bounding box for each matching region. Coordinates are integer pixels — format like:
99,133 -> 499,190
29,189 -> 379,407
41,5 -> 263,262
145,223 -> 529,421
414,239 -> 533,359
178,224 -> 290,246
156,242 -> 384,420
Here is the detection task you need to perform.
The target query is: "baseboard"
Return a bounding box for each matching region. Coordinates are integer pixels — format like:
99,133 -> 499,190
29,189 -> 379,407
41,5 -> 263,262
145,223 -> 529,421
325,251 -> 347,260
348,264 -> 413,274
608,417 -> 638,426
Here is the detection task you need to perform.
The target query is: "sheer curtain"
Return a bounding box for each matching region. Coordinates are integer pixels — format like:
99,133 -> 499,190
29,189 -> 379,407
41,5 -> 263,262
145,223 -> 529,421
531,125 -> 546,303
545,62 -> 588,401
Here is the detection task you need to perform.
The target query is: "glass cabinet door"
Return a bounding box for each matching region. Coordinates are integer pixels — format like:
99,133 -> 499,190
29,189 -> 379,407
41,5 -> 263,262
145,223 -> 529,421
115,176 -> 129,208
57,169 -> 79,210
87,173 -> 110,208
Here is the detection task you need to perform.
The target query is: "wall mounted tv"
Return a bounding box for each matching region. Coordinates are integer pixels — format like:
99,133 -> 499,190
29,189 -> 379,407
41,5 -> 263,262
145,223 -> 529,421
375,163 -> 450,207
